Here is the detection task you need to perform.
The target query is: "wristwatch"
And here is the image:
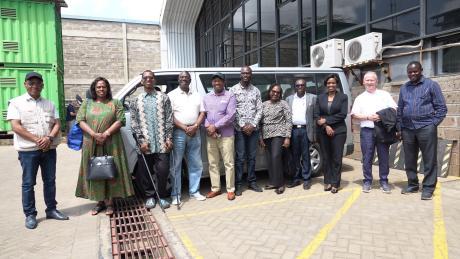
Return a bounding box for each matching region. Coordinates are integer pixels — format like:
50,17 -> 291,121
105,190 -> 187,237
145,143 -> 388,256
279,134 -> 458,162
47,136 -> 54,142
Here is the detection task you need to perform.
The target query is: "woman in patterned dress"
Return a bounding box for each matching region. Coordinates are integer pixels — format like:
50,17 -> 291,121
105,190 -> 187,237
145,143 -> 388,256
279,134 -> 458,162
76,77 -> 134,215
259,84 -> 292,194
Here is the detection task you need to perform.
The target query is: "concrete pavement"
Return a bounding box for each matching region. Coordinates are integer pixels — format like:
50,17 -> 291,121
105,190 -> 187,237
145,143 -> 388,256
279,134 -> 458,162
1,143 -> 459,258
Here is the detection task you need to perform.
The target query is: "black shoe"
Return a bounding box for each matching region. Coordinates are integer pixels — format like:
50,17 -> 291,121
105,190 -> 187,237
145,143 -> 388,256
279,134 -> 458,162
286,180 -> 302,188
235,186 -> 243,196
303,181 -> 311,190
248,183 -> 263,192
264,185 -> 277,190
275,186 -> 285,195
401,186 -> 419,194
46,209 -> 69,220
421,192 -> 433,200
25,215 -> 37,229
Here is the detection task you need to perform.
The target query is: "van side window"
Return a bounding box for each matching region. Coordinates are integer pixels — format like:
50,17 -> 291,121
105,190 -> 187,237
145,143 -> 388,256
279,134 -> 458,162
275,74 -> 316,99
155,74 -> 180,94
199,74 -> 240,93
315,73 -> 343,95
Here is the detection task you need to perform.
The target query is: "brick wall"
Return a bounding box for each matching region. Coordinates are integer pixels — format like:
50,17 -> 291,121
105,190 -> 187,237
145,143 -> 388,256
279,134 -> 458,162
62,18 -> 161,101
349,75 -> 460,176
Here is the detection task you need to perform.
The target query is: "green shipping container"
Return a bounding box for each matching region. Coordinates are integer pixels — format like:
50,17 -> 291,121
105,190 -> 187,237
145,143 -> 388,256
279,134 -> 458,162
0,0 -> 64,68
0,67 -> 65,131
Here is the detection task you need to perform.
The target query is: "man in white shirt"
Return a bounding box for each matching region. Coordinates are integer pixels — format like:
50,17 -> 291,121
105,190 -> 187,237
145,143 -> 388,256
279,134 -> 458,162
168,71 -> 206,204
285,79 -> 317,190
7,72 -> 69,229
351,71 -> 397,193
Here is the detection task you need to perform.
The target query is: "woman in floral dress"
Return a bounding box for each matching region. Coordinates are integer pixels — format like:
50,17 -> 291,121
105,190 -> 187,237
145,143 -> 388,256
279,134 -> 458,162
76,77 -> 134,215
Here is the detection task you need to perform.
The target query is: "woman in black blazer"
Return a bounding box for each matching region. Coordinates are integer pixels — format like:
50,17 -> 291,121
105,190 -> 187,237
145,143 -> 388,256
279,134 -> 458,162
314,74 -> 348,193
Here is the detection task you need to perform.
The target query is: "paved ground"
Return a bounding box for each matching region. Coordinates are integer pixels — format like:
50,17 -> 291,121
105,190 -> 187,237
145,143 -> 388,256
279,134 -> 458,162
1,144 -> 459,258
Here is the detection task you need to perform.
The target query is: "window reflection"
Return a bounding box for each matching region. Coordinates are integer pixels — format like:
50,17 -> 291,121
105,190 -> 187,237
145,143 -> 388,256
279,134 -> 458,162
302,0 -> 312,28
332,0 -> 365,33
280,34 -> 298,67
261,44 -> 276,67
279,0 -> 299,36
371,10 -> 420,44
426,0 -> 460,34
371,0 -> 418,21
316,0 -> 327,40
245,0 -> 257,27
302,29 -> 312,65
261,0 -> 276,45
246,23 -> 258,51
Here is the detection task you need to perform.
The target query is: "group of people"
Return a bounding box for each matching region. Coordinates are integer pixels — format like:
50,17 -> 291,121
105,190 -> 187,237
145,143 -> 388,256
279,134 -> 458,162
7,60 -> 447,230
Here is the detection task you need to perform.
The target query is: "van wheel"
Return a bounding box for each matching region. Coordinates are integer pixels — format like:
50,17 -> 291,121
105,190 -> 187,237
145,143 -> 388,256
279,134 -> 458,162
310,143 -> 322,177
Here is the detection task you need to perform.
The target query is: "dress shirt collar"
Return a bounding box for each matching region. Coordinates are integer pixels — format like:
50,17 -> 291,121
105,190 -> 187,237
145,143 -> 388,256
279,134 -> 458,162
408,76 -> 426,86
212,90 -> 227,96
294,93 -> 306,100
25,93 -> 42,102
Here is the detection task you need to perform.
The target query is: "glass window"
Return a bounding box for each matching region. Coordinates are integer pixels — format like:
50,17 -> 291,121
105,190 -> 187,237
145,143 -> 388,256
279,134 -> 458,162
427,0 -> 460,34
251,74 -> 277,101
261,44 -> 276,67
332,0 -> 365,33
302,0 -> 312,28
279,0 -> 299,36
302,29 -> 312,65
440,46 -> 460,73
247,51 -> 258,66
315,0 -> 327,40
214,25 -> 221,48
333,27 -> 365,40
371,0 -> 419,21
245,0 -> 257,27
234,56 -> 244,67
223,39 -> 232,62
261,0 -> 276,46
246,23 -> 258,51
221,0 -> 231,17
274,73 -> 316,99
233,0 -> 243,10
222,17 -> 231,42
371,10 -> 420,44
233,7 -> 244,57
279,34 -> 299,67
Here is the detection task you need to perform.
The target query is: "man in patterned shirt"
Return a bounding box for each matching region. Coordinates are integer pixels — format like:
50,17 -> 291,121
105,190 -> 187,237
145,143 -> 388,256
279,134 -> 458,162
130,70 -> 173,209
397,61 -> 447,200
230,66 -> 263,196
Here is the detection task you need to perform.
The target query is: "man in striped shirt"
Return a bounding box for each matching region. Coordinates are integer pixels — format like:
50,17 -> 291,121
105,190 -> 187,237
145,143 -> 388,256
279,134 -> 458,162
397,61 -> 447,200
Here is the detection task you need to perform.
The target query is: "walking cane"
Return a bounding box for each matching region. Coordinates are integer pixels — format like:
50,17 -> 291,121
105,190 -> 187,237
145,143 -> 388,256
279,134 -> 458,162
132,133 -> 166,213
170,147 -> 181,210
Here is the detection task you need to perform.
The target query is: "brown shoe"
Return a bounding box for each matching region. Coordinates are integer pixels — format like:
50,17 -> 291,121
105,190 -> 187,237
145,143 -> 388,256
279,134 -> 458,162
206,191 -> 222,198
227,192 -> 236,200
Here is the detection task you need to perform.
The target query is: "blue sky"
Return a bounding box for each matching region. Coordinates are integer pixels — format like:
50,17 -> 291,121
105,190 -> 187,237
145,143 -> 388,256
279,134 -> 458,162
61,0 -> 163,23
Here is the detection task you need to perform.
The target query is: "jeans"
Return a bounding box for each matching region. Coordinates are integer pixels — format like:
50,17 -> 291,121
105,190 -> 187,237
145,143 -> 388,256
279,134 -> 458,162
170,129 -> 203,196
234,130 -> 259,187
360,127 -> 390,185
291,127 -> 311,182
18,149 -> 57,217
402,124 -> 438,193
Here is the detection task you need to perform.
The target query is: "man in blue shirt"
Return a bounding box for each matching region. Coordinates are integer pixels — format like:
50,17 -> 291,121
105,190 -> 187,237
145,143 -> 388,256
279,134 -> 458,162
397,61 -> 447,200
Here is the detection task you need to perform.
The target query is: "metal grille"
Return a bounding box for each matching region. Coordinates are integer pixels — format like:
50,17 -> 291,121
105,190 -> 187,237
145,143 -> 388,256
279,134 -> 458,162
2,41 -> 19,52
111,197 -> 174,259
0,8 -> 17,19
0,78 -> 16,87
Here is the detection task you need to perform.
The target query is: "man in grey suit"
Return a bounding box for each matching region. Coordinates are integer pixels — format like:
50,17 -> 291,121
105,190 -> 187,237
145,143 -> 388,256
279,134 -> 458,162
286,79 -> 317,190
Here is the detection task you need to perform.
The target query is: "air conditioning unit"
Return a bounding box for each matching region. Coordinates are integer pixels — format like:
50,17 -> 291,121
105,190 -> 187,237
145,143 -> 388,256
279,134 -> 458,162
344,32 -> 382,66
310,38 -> 344,68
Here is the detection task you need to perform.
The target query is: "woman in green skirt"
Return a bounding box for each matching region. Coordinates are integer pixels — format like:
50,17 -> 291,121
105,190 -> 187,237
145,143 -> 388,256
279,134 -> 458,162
76,77 -> 134,215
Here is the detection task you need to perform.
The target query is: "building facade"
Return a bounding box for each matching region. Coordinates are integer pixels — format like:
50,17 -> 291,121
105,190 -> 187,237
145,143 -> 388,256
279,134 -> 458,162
160,0 -> 460,176
62,17 -> 161,99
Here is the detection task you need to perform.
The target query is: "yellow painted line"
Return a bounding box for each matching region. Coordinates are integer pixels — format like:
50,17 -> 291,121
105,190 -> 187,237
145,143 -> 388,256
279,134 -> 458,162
446,176 -> 460,180
167,188 -> 354,221
178,231 -> 204,259
433,182 -> 449,259
297,188 -> 361,259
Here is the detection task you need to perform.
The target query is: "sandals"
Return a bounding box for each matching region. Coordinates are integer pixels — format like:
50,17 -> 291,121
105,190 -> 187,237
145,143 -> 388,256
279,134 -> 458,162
105,205 -> 114,216
91,202 -> 106,216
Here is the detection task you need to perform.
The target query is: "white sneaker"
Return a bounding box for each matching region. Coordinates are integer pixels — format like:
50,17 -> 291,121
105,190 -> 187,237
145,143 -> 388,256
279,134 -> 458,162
190,192 -> 206,201
171,196 -> 181,205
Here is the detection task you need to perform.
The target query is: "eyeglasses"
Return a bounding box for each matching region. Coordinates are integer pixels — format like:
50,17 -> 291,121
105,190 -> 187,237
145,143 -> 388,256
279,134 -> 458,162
295,84 -> 305,87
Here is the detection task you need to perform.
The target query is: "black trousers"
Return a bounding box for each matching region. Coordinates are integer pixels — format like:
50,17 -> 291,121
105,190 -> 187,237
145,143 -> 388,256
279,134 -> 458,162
402,124 -> 438,193
264,137 -> 291,187
317,132 -> 346,188
134,153 -> 170,199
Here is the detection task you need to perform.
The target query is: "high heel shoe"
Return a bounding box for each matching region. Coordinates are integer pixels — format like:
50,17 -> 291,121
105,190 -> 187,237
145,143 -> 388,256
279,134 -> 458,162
324,184 -> 332,191
275,186 -> 285,194
331,187 -> 338,194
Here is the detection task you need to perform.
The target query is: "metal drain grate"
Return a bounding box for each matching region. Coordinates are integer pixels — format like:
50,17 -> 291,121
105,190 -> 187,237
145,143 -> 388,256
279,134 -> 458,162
111,197 -> 174,259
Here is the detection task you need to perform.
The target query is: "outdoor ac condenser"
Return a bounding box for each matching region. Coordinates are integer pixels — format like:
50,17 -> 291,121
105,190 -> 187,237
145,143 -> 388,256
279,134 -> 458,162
344,32 -> 382,66
310,38 -> 344,68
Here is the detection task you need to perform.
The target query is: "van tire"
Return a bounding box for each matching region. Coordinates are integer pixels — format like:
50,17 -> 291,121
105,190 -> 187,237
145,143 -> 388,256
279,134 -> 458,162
310,143 -> 322,177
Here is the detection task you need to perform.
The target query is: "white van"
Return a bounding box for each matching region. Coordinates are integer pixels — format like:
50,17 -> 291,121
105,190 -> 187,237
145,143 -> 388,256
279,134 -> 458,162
115,67 -> 354,177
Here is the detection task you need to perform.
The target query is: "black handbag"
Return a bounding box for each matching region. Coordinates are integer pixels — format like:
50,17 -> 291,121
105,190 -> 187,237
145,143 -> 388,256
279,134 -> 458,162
87,144 -> 118,181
